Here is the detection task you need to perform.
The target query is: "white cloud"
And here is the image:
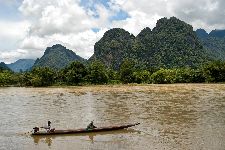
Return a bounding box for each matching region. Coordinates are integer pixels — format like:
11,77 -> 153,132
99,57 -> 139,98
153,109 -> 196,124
20,35 -> 49,50
0,49 -> 30,64
0,20 -> 30,62
0,0 -> 112,63
19,29 -> 107,59
1,0 -> 225,63
111,11 -> 162,35
114,0 -> 225,32
0,20 -> 29,43
19,0 -> 96,36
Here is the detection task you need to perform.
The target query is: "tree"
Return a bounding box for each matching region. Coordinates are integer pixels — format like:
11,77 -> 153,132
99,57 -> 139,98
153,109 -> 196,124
29,67 -> 55,87
106,68 -> 120,84
133,70 -> 151,84
150,68 -> 176,84
174,68 -> 205,83
202,61 -> 225,82
119,59 -> 135,83
62,61 -> 87,85
88,60 -> 108,84
0,70 -> 13,86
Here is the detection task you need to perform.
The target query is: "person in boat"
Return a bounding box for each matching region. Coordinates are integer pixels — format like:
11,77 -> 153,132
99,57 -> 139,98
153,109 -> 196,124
41,121 -> 51,132
33,127 -> 39,133
86,120 -> 97,130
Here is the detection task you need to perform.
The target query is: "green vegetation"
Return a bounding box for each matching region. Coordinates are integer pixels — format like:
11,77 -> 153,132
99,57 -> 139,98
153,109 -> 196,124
150,68 -> 205,84
0,62 -> 11,71
33,44 -> 85,70
0,70 -> 14,86
88,60 -> 108,84
60,61 -> 88,85
1,60 -> 225,87
89,28 -> 135,70
196,29 -> 225,61
202,61 -> 225,82
90,17 -> 209,70
2,17 -> 225,87
119,59 -> 135,83
22,67 -> 55,87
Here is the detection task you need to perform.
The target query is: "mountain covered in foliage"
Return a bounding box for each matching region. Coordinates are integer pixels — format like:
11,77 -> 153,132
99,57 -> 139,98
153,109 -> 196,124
90,17 -> 209,69
89,28 -> 135,70
209,29 -> 225,38
0,62 -> 11,71
7,59 -> 35,72
33,44 -> 85,69
196,29 -> 225,60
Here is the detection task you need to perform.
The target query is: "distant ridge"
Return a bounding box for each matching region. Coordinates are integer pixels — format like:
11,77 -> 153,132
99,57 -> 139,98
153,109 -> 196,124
196,29 -> 208,39
196,29 -> 225,39
33,44 -> 85,69
196,29 -> 225,60
7,59 -> 35,72
209,29 -> 225,38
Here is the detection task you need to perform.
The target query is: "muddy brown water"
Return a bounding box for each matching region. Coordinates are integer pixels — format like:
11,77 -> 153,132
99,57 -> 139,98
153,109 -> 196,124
0,84 -> 225,150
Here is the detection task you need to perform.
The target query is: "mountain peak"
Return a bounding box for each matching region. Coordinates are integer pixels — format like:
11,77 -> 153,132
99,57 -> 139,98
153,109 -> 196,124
196,29 -> 208,39
33,44 -> 85,69
153,16 -> 193,33
89,16 -> 208,69
45,44 -> 68,55
137,27 -> 152,38
102,28 -> 135,41
209,29 -> 225,38
52,44 -> 65,48
90,28 -> 135,69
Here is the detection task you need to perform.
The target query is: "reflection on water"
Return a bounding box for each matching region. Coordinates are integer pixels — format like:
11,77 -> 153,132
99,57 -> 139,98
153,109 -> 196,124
33,136 -> 53,147
0,84 -> 225,150
31,129 -> 140,146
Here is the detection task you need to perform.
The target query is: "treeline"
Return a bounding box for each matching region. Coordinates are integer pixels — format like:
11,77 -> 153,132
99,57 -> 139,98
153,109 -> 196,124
1,60 -> 225,87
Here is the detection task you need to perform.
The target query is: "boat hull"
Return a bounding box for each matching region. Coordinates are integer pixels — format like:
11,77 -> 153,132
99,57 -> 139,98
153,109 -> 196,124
32,123 -> 140,135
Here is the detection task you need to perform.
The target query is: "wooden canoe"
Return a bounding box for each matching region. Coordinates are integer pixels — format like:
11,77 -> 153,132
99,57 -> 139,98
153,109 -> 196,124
32,122 -> 140,135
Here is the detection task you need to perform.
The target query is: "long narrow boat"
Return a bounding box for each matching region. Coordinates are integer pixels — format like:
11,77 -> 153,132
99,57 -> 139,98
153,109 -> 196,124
32,122 -> 140,135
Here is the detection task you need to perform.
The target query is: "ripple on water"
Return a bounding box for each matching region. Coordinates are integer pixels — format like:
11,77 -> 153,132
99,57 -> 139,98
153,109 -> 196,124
0,85 -> 225,150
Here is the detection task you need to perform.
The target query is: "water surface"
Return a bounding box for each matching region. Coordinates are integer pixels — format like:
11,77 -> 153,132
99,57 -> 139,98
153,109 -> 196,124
0,84 -> 225,150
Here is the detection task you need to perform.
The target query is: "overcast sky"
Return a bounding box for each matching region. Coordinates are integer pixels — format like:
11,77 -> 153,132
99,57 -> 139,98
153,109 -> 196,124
1,0 -> 225,63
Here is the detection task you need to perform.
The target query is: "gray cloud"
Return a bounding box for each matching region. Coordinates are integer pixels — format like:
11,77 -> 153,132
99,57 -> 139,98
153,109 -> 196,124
171,0 -> 225,28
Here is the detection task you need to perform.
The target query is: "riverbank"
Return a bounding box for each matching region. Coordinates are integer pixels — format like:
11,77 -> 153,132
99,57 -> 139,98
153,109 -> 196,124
4,83 -> 225,94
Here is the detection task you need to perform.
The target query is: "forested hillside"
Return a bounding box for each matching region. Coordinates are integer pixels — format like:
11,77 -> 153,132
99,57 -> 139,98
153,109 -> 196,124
33,44 -> 85,70
89,28 -> 135,70
196,29 -> 225,60
90,17 -> 209,70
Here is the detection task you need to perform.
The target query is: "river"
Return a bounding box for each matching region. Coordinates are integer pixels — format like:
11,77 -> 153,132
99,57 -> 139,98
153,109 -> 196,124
0,84 -> 225,150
